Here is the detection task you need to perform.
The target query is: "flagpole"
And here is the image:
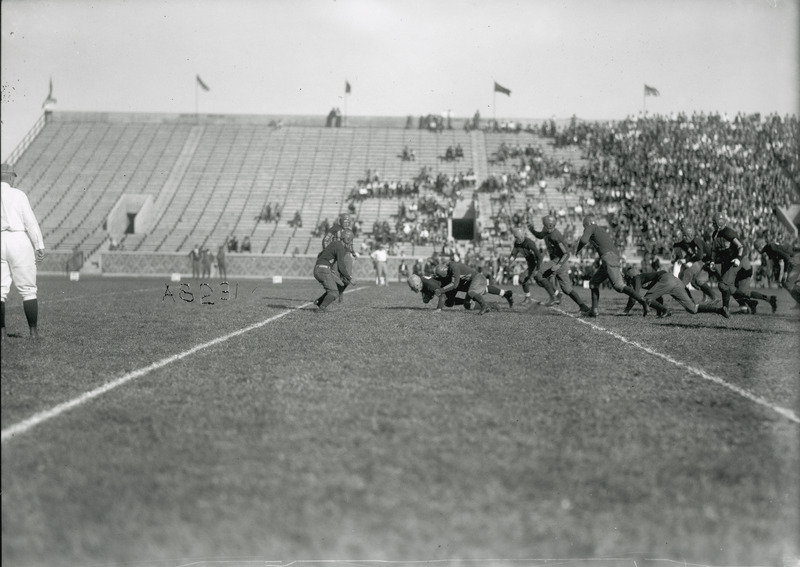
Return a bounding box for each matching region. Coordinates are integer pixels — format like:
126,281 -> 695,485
493,89 -> 497,125
195,79 -> 199,122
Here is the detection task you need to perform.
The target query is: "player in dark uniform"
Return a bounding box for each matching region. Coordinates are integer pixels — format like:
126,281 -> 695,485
509,227 -> 558,306
673,225 -> 718,304
707,212 -> 744,318
755,237 -> 800,307
575,214 -> 649,317
313,229 -> 354,311
407,273 -> 471,310
433,260 -> 513,315
622,265 -> 727,318
528,215 -> 591,313
322,213 -> 357,302
731,246 -> 777,314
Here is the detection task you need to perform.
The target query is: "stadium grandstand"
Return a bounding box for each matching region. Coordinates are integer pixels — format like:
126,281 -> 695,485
6,109 -> 799,280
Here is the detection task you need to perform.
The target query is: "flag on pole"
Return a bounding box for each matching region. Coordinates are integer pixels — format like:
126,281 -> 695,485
42,77 -> 57,108
196,75 -> 210,91
644,84 -> 660,97
345,80 -> 351,94
494,81 -> 511,96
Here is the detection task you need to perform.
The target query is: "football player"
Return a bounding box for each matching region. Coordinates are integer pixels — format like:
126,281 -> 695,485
673,225 -> 717,304
432,260 -> 513,314
707,212 -> 744,318
730,246 -> 777,314
322,213 -> 357,301
313,229 -> 355,312
406,273 -> 472,310
755,237 -> 800,307
621,265 -> 727,318
509,226 -> 558,306
574,214 -> 650,317
528,215 -> 591,313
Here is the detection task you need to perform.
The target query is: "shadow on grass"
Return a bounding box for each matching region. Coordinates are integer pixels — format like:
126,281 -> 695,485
377,306 -> 454,311
258,296 -> 313,303
657,321 -> 797,335
265,303 -> 309,310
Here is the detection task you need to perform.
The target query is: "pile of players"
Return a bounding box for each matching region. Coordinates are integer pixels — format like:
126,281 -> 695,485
314,211 -> 800,319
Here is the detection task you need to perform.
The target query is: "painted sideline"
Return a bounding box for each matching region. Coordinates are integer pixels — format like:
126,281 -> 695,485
1,289 -> 361,443
554,307 -> 799,425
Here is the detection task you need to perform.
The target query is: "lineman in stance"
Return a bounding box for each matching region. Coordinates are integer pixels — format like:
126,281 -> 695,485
406,273 -> 471,310
1,163 -> 45,339
407,267 -> 513,311
432,260 -> 513,315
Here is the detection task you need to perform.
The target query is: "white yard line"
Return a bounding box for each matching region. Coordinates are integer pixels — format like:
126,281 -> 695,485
1,289 -> 362,443
553,307 -> 799,425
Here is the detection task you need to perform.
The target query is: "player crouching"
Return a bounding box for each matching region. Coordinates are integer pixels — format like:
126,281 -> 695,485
407,273 -> 474,310
313,229 -> 355,312
429,261 -> 513,314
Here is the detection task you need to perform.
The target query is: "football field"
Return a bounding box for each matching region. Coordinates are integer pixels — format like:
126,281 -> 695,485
2,275 -> 798,567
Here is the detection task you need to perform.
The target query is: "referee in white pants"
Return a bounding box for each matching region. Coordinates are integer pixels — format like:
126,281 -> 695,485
1,163 -> 45,340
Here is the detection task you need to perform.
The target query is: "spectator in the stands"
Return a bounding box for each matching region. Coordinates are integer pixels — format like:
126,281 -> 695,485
228,235 -> 238,253
240,236 -> 252,253
290,211 -> 303,228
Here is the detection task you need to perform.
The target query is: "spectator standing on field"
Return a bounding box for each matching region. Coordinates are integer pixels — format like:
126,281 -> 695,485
371,244 -> 389,285
201,247 -> 213,279
189,244 -> 201,279
1,163 -> 45,340
217,240 -> 228,280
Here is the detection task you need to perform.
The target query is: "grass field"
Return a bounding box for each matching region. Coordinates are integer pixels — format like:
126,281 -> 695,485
2,274 -> 799,567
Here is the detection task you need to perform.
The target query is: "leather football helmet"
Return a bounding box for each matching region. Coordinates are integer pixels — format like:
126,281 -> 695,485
541,215 -> 557,233
407,274 -> 423,293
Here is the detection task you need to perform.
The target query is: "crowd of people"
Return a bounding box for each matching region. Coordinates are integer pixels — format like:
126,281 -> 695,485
547,112 -> 798,260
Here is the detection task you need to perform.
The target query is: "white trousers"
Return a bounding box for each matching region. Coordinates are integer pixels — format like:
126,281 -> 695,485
1,231 -> 38,301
